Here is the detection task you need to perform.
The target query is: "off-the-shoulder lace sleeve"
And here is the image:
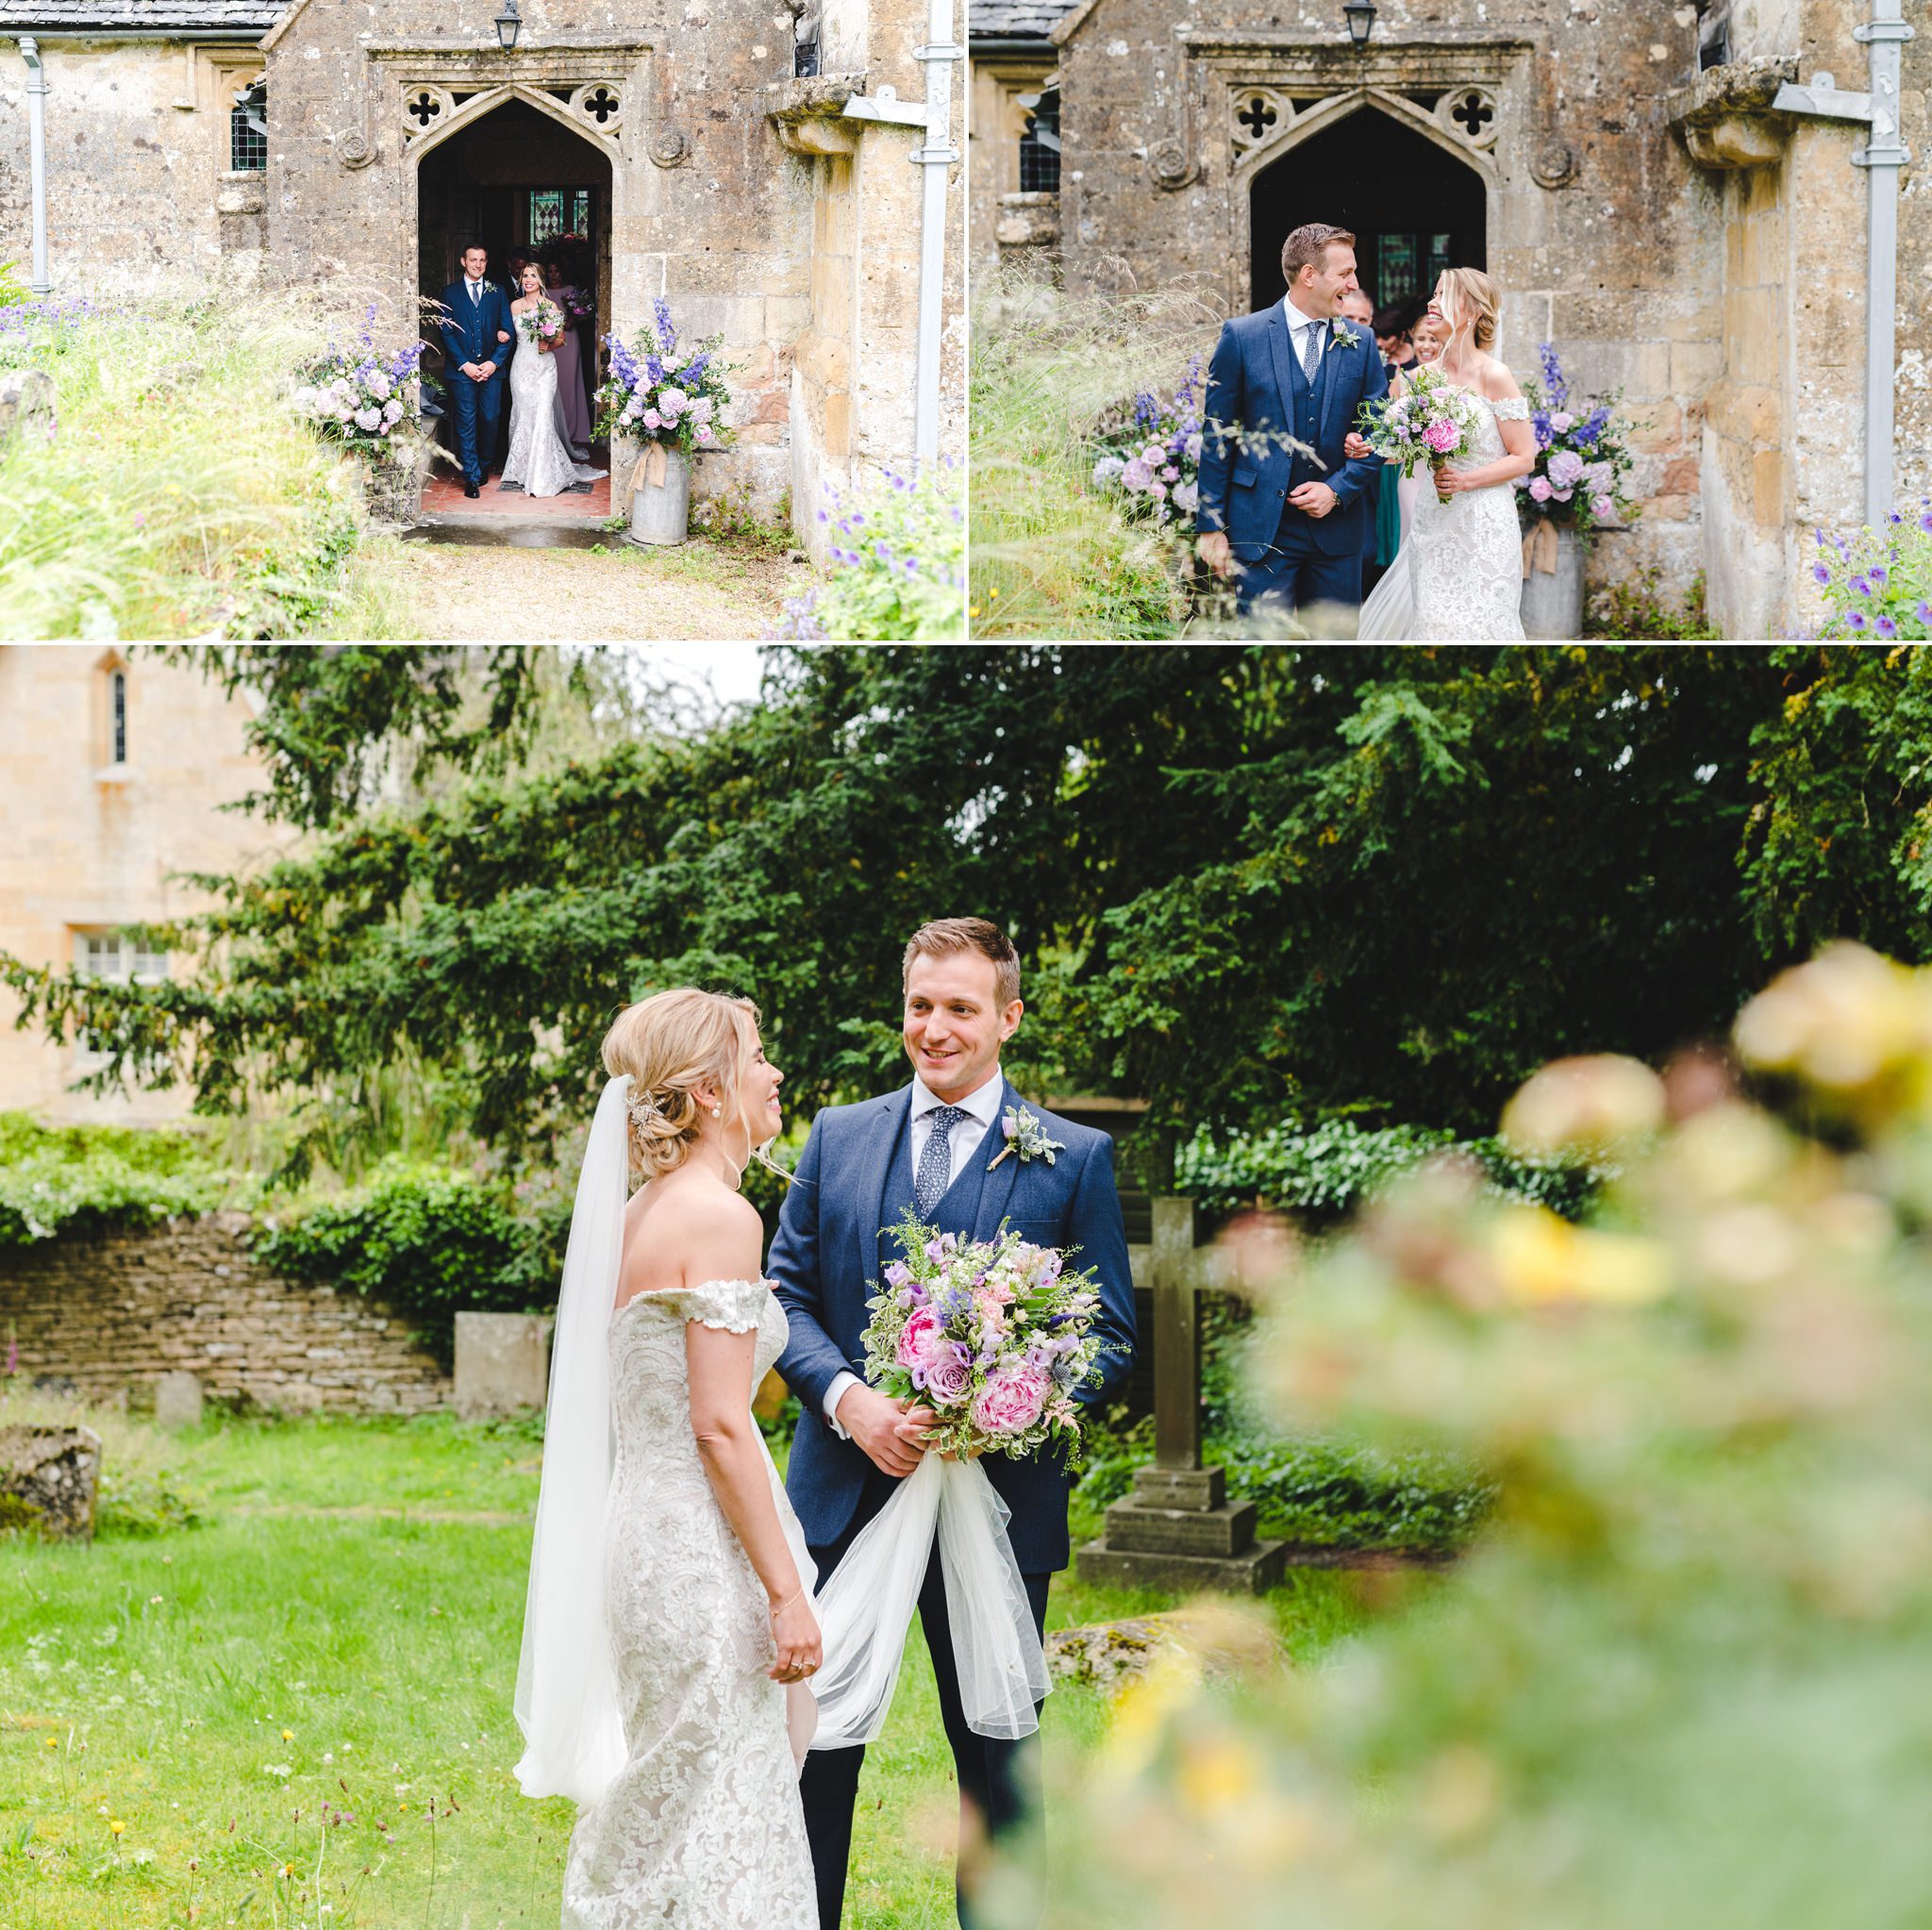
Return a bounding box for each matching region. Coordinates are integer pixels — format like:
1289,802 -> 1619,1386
669,1277 -> 771,1333
1491,396 -> 1530,421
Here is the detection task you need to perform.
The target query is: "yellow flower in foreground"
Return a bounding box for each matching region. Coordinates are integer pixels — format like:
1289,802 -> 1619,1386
108,1820 -> 125,1836
281,1728 -> 294,1741
1100,1649 -> 1200,1781
1174,1733 -> 1264,1817
43,1737 -> 58,1750
1491,1205 -> 1671,1308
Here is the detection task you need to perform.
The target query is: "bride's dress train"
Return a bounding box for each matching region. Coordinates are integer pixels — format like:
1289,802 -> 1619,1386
504,334 -> 608,499
1358,391 -> 1530,641
559,1277 -> 817,1929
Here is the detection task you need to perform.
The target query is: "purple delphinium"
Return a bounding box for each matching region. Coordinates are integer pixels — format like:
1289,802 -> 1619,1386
653,297 -> 677,357
1538,341 -> 1571,412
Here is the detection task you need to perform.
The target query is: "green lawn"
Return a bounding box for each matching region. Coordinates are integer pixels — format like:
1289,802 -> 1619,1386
3,1413 -> 1370,1929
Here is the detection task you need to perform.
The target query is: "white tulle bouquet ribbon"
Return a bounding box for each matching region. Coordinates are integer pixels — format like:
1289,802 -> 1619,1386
808,1217 -> 1110,1751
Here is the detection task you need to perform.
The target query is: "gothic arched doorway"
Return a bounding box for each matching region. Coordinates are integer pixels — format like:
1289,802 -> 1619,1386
415,94 -> 616,476
1248,107 -> 1487,313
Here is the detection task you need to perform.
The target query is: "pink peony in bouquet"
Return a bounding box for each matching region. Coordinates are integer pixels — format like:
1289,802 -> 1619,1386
860,1214 -> 1109,1468
1355,362 -> 1488,501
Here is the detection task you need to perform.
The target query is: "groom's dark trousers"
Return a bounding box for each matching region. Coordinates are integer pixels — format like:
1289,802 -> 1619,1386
801,1502 -> 1051,1930
772,1077 -> 1136,1930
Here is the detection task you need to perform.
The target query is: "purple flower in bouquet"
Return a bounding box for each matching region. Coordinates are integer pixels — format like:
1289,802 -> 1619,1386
1539,341 -> 1571,412
924,1352 -> 973,1406
1548,449 -> 1586,491
653,297 -> 677,356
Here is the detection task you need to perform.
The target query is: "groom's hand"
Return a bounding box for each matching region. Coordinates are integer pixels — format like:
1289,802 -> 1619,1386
1197,530 -> 1236,579
1289,482 -> 1339,519
837,1384 -> 936,1477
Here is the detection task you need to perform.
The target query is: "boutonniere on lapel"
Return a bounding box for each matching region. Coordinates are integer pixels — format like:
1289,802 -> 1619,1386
1330,318 -> 1360,352
987,1105 -> 1065,1172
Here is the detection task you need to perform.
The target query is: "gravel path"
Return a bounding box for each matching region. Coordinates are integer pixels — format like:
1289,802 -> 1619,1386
375,532 -> 808,640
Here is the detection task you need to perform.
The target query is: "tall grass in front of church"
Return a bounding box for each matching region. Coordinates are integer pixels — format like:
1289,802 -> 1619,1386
0,288 -> 413,641
969,266 -> 1219,640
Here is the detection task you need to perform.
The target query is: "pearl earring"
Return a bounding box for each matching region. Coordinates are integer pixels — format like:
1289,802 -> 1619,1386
710,1102 -> 722,1120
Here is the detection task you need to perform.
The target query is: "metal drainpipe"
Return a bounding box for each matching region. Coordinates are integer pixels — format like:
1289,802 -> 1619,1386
910,0 -> 962,469
20,37 -> 50,297
1854,0 -> 1914,527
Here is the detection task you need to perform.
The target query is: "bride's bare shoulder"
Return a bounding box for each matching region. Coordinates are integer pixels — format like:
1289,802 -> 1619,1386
1479,356 -> 1524,402
619,1174 -> 762,1297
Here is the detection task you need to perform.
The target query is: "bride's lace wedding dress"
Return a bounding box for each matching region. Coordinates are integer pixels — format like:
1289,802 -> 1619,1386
559,1278 -> 817,1929
503,323 -> 607,500
1358,388 -> 1530,641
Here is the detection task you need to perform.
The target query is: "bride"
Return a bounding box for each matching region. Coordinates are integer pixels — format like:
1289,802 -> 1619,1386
504,260 -> 608,499
1356,268 -> 1537,641
514,989 -> 820,1927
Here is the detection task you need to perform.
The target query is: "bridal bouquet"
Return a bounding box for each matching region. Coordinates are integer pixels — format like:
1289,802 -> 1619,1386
861,1216 -> 1107,1468
1355,363 -> 1486,486
1518,342 -> 1638,541
291,318 -> 425,461
594,298 -> 733,460
518,295 -> 565,350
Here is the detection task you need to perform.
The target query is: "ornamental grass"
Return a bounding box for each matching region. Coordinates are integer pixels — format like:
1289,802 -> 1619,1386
0,286 -> 412,641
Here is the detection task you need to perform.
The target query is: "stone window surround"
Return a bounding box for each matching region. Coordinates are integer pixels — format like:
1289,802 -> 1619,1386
974,53 -> 1061,251
167,45 -> 266,195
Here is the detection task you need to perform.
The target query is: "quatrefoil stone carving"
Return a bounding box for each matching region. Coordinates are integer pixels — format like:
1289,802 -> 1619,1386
1436,85 -> 1500,150
403,85 -> 456,138
1230,87 -> 1292,158
570,83 -> 625,133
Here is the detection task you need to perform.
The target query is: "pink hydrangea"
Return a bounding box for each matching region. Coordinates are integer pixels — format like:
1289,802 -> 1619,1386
1528,475 -> 1555,504
971,1363 -> 1050,1436
1547,450 -> 1587,490
1423,418 -> 1459,455
1591,493 -> 1614,518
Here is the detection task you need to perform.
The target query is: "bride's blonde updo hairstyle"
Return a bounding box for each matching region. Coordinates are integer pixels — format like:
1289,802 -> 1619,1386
601,989 -> 762,1180
1437,267 -> 1502,353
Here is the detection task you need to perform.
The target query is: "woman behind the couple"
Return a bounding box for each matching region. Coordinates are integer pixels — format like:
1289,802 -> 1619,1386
513,989 -> 821,1927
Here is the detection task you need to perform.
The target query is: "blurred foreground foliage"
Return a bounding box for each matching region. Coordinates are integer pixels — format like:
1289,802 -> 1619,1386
1027,945 -> 1932,1930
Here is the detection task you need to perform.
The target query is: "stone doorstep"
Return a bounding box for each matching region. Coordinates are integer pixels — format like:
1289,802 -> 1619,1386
1075,1536 -> 1291,1596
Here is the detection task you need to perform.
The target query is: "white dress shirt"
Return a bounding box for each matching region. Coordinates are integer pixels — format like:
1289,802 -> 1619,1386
466,276 -> 484,304
822,1070 -> 1008,1436
1281,293 -> 1331,375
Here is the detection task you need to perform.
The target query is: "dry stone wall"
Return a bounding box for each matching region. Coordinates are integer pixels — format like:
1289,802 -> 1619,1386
0,1215 -> 450,1416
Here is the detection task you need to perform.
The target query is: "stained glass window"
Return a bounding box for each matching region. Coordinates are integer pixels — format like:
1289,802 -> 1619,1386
527,190 -> 592,244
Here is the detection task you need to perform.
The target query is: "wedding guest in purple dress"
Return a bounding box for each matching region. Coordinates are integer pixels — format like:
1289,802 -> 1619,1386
544,257 -> 593,457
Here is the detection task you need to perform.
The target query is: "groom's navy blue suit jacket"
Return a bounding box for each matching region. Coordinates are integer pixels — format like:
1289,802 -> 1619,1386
437,278 -> 516,381
771,1078 -> 1136,1575
1196,305 -> 1389,563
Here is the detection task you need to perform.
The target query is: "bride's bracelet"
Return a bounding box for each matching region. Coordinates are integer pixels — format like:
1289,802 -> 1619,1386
768,1585 -> 806,1620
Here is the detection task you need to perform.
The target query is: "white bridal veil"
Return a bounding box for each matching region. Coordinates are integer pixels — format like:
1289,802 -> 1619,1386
512,1074 -> 632,1806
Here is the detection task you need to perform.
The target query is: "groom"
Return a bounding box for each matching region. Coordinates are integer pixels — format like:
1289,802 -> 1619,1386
1196,222 -> 1390,624
771,917 -> 1137,1930
438,243 -> 516,499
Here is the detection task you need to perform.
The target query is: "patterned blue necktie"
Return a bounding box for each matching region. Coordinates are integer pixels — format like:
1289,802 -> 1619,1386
914,1106 -> 969,1219
1302,319 -> 1321,381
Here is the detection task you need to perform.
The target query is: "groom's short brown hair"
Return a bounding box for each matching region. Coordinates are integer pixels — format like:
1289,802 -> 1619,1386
903,918 -> 1021,1007
1282,224 -> 1357,283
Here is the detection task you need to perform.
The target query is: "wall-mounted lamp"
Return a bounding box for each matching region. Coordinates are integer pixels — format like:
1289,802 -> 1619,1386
1344,1 -> 1377,52
495,0 -> 523,51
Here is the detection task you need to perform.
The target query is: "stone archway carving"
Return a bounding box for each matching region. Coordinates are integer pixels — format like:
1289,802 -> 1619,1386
404,81 -> 628,165
1230,85 -> 1502,190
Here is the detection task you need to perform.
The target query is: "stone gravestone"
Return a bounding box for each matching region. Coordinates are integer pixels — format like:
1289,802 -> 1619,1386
153,1372 -> 204,1429
0,368 -> 56,452
0,1425 -> 103,1539
454,1312 -> 553,1422
1076,1196 -> 1287,1593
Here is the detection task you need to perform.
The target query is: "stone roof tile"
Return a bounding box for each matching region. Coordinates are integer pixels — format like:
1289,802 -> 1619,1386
969,0 -> 1074,41
0,0 -> 285,31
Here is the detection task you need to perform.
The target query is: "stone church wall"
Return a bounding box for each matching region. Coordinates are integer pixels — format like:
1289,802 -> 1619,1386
0,1216 -> 451,1416
0,38 -> 267,291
